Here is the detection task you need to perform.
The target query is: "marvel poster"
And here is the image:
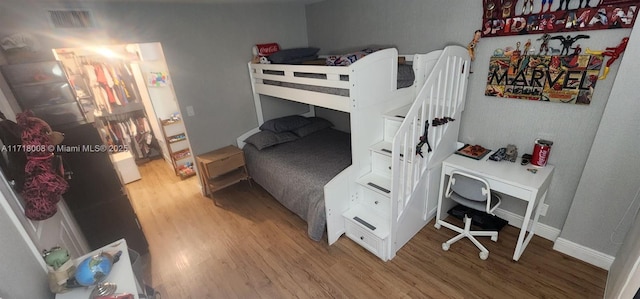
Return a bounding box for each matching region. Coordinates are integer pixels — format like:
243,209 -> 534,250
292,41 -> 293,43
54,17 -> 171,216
485,53 -> 603,104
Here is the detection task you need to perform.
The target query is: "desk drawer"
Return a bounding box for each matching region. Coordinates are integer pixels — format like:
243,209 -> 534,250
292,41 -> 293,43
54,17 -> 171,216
345,219 -> 383,257
206,152 -> 245,177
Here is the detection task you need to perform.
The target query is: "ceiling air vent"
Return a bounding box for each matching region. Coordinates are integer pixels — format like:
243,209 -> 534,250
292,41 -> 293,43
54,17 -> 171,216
48,10 -> 95,29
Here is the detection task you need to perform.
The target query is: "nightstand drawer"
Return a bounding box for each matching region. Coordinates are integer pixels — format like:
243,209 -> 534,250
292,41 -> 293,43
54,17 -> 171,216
206,152 -> 245,177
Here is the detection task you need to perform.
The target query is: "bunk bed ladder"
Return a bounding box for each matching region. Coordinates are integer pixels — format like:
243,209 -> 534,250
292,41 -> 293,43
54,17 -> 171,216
332,46 -> 469,261
388,46 -> 470,259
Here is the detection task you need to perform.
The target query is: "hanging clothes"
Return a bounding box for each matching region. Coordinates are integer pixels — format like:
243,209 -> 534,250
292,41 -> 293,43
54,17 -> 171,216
83,64 -> 110,114
94,63 -> 119,106
100,113 -> 157,160
107,64 -> 128,105
118,63 -> 138,103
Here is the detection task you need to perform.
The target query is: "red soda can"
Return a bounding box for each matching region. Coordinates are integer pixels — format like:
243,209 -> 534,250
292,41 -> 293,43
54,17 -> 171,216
531,139 -> 553,167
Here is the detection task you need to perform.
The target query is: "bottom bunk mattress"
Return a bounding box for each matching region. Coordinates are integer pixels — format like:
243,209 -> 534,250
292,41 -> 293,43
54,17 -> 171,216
243,128 -> 351,241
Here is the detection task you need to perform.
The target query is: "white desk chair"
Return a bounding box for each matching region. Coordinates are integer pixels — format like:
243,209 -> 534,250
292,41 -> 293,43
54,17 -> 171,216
435,170 -> 502,260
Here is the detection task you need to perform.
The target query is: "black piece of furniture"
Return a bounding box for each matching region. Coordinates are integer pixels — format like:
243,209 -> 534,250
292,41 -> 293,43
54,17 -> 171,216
58,124 -> 149,254
2,61 -> 148,254
0,61 -> 86,130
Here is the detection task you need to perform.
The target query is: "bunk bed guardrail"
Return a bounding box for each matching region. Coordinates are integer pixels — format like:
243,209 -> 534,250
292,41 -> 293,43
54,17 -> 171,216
248,48 -> 409,115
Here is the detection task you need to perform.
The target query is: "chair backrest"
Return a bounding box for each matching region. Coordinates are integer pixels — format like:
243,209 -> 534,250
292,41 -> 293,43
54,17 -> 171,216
445,170 -> 501,215
447,171 -> 491,202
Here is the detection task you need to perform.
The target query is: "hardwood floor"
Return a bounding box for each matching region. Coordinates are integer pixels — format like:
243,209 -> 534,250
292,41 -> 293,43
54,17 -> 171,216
125,159 -> 607,298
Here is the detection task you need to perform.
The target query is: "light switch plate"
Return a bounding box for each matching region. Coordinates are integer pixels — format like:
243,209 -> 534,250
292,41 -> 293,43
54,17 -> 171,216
539,203 -> 549,216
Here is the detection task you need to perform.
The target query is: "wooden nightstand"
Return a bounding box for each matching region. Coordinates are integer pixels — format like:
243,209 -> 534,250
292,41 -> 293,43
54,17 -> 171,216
196,145 -> 250,202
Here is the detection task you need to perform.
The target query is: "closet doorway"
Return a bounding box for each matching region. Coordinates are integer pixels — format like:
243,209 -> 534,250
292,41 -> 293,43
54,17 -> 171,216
53,42 -> 196,182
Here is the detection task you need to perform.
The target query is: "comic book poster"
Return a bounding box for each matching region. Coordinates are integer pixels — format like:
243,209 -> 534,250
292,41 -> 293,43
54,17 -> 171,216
482,2 -> 638,37
485,53 -> 603,104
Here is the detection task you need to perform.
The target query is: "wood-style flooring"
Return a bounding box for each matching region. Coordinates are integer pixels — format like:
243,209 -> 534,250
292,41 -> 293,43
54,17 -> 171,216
125,159 -> 607,298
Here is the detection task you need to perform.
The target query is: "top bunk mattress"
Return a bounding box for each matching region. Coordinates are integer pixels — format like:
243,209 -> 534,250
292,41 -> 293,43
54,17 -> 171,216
261,63 -> 415,97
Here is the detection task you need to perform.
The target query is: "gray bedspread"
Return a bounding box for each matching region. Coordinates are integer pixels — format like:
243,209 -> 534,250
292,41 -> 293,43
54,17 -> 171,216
243,128 -> 351,241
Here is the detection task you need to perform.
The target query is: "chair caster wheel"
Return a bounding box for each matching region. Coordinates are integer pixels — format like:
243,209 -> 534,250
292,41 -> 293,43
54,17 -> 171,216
491,235 -> 498,242
442,243 -> 450,251
479,251 -> 489,260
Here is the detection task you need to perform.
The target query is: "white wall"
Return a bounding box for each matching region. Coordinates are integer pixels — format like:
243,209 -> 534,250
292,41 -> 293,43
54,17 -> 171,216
0,193 -> 52,299
606,211 -> 640,298
306,0 -> 634,255
560,20 -> 640,258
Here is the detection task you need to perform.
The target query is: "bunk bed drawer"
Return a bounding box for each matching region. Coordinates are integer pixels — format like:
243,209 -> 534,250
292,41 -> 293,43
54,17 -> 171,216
345,219 -> 384,257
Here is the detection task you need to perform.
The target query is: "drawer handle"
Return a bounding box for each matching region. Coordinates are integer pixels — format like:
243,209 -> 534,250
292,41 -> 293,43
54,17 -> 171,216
360,236 -> 364,240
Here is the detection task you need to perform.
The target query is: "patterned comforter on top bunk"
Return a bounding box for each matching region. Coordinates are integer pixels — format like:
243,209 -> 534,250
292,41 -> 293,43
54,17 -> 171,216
262,47 -> 415,96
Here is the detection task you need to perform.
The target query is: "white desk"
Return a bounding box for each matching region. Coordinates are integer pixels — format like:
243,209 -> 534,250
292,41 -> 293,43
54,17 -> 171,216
56,239 -> 140,299
436,152 -> 554,261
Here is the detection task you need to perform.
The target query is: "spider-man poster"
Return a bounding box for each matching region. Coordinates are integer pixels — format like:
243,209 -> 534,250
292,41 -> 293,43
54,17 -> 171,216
485,53 -> 603,104
482,1 -> 638,37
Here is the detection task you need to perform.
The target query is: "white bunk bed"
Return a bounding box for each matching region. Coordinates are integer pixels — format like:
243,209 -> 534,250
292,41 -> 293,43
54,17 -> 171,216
238,46 -> 470,261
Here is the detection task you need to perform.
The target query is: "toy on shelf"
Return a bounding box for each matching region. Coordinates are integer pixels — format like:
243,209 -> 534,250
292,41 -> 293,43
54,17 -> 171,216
489,147 -> 507,161
585,36 -> 629,79
550,34 -> 590,56
177,161 -> 195,179
467,30 -> 482,61
505,144 -> 518,162
43,246 -> 76,293
537,33 -> 552,55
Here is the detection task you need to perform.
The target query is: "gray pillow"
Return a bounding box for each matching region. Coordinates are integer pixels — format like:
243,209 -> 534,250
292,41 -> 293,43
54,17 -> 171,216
259,115 -> 311,133
292,117 -> 333,137
268,47 -> 320,64
244,130 -> 298,150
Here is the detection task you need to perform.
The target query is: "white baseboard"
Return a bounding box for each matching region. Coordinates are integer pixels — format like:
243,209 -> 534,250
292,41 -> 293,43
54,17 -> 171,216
494,208 -> 560,241
494,208 -> 614,270
431,206 -> 612,269
553,237 -> 614,270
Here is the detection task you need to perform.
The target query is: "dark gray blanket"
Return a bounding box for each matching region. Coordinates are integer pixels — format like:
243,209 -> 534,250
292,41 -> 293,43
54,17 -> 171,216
243,128 -> 351,241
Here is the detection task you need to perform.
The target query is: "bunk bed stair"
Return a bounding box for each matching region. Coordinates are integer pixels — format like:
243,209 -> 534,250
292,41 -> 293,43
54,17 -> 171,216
346,104 -> 413,259
335,46 -> 470,261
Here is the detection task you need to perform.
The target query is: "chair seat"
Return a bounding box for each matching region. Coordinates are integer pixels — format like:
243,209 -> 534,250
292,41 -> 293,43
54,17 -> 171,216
449,191 -> 501,213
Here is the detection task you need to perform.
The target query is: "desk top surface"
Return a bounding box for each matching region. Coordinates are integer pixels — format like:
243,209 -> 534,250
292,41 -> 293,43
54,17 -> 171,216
56,239 -> 138,299
443,152 -> 555,191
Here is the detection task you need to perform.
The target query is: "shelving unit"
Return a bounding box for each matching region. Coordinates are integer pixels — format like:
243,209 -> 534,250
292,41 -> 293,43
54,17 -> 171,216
159,117 -> 196,179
